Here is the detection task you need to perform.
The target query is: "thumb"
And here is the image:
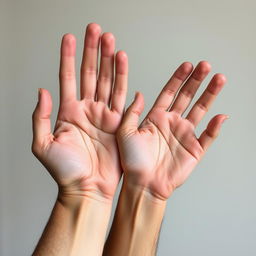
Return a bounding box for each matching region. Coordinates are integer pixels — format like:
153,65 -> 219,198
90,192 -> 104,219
120,91 -> 144,130
32,88 -> 53,155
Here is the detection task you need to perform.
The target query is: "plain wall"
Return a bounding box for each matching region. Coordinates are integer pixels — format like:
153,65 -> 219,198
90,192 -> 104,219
2,0 -> 256,255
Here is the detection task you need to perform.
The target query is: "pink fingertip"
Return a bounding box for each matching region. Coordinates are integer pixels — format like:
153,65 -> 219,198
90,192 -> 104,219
61,33 -> 76,56
208,74 -> 227,94
215,73 -> 227,84
198,61 -> 212,73
116,51 -> 128,74
221,115 -> 229,124
192,61 -> 211,80
117,50 -> 128,60
134,91 -> 141,101
182,62 -> 193,72
86,23 -> 102,35
174,62 -> 193,80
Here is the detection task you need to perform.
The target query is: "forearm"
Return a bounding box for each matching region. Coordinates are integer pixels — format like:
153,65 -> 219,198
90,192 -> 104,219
33,191 -> 112,256
103,177 -> 166,256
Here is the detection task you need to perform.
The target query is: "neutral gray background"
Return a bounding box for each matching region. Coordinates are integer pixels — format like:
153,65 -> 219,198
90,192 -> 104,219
1,0 -> 256,255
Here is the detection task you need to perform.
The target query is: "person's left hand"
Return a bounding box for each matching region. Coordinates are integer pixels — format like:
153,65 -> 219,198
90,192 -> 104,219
117,61 -> 227,200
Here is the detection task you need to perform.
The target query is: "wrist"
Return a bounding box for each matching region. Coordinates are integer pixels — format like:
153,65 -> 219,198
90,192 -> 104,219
57,189 -> 112,256
123,173 -> 171,202
57,183 -> 114,205
104,176 -> 166,256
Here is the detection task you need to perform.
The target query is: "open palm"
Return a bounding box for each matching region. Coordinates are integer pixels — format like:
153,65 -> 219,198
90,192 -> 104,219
32,24 -> 128,200
118,61 -> 227,200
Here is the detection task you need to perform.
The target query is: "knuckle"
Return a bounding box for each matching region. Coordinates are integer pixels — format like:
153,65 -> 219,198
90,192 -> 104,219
130,108 -> 140,116
98,75 -> 111,83
59,70 -> 75,80
114,87 -> 126,96
81,66 -> 97,75
180,88 -> 194,99
196,102 -> 208,112
163,87 -> 176,96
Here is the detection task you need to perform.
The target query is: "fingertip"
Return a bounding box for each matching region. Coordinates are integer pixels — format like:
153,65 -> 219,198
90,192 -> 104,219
181,61 -> 193,72
38,88 -> 42,101
208,73 -> 226,95
116,50 -> 128,74
86,23 -> 102,35
174,62 -> 193,80
220,114 -> 229,124
134,91 -> 140,100
198,60 -> 212,73
135,91 -> 143,99
61,33 -> 76,56
101,32 -> 115,44
208,114 -> 228,130
116,50 -> 128,61
214,73 -> 227,85
199,113 -> 228,150
39,88 -> 51,99
192,61 -> 211,81
84,23 -> 102,49
101,32 -> 115,56
38,88 -> 52,114
62,33 -> 76,43
37,88 -> 45,104
132,91 -> 144,112
119,91 -> 144,130
134,90 -> 144,104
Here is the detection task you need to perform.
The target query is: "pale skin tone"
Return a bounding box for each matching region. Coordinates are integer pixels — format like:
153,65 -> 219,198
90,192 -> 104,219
32,23 -> 128,255
117,60 -> 228,199
104,61 -> 228,255
32,22 -> 228,255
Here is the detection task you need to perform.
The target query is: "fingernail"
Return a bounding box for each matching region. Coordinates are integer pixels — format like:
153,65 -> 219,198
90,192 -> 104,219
222,115 -> 229,124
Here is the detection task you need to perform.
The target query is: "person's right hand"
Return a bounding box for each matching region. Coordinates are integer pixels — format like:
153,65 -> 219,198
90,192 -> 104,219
32,23 -> 128,201
117,61 -> 227,200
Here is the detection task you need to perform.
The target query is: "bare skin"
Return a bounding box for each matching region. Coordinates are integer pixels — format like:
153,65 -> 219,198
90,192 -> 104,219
32,23 -> 128,256
104,61 -> 228,256
32,22 -> 228,255
118,61 -> 228,198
